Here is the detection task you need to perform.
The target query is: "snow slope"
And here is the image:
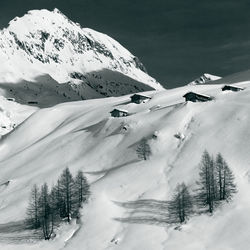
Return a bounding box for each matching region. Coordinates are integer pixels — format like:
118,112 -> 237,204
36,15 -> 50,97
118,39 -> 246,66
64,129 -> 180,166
0,96 -> 37,136
0,8 -> 163,102
0,77 -> 250,249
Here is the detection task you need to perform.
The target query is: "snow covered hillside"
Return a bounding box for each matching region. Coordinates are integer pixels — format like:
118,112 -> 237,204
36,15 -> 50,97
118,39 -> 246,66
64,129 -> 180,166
0,8 -> 163,102
0,96 -> 37,136
0,76 -> 250,249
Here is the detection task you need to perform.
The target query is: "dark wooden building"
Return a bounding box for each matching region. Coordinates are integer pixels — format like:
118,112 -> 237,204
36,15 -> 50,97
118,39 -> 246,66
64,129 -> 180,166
7,98 -> 15,102
183,92 -> 213,102
222,85 -> 244,92
110,108 -> 128,118
130,94 -> 151,104
27,101 -> 38,104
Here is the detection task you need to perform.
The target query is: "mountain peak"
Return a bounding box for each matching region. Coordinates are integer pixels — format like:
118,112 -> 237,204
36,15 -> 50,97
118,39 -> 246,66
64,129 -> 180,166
53,8 -> 62,14
188,73 -> 221,85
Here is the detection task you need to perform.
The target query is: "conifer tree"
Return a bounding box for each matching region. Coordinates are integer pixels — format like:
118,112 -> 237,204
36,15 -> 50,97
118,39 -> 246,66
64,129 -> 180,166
75,170 -> 90,209
26,184 -> 40,229
215,154 -> 237,201
50,184 -> 62,222
59,167 -> 75,222
223,164 -> 237,201
39,183 -> 54,240
215,153 -> 224,200
196,151 -> 217,213
168,183 -> 193,223
50,180 -> 65,218
136,138 -> 151,160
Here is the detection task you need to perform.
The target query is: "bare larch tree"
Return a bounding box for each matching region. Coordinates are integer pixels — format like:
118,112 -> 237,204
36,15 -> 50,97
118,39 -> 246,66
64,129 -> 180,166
26,184 -> 40,229
196,151 -> 217,213
75,170 -> 90,209
215,153 -> 237,201
168,183 -> 193,223
59,167 -> 75,222
136,138 -> 151,160
39,183 -> 54,240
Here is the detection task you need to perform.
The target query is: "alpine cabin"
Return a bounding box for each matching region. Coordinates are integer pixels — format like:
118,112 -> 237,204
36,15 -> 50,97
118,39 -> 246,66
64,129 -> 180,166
130,94 -> 151,104
183,92 -> 213,102
110,108 -> 128,118
7,98 -> 15,102
27,101 -> 38,105
222,85 -> 244,92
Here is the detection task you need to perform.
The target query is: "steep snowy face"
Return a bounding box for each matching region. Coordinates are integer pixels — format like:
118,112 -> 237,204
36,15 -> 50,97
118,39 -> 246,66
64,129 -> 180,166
0,8 -> 163,99
188,73 -> 221,85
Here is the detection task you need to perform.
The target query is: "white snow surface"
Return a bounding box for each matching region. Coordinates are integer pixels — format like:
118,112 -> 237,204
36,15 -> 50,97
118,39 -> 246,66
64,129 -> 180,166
0,8 -> 163,101
0,76 -> 250,249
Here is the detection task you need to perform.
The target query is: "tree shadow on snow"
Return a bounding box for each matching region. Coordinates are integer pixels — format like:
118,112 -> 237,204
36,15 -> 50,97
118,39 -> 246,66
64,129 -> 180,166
113,199 -> 170,227
0,220 -> 42,244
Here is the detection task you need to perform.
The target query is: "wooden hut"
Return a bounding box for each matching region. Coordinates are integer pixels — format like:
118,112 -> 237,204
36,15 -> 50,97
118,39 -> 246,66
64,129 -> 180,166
7,98 -> 15,102
130,94 -> 151,104
183,92 -> 213,102
222,85 -> 244,92
110,108 -> 128,118
27,101 -> 38,105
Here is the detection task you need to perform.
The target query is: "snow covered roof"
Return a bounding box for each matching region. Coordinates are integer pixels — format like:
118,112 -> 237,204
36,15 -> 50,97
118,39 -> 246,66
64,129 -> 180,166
222,85 -> 244,90
130,93 -> 151,99
183,91 -> 212,98
110,108 -> 128,113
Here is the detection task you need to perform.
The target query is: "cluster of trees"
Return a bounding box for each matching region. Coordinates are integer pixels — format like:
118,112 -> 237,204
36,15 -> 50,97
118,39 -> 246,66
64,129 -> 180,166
168,151 -> 237,224
26,168 -> 89,240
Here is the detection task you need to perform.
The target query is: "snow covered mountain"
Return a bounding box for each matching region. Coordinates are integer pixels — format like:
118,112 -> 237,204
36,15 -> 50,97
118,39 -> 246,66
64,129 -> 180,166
0,8 -> 163,104
188,73 -> 221,85
0,75 -> 250,249
2,8 -> 250,250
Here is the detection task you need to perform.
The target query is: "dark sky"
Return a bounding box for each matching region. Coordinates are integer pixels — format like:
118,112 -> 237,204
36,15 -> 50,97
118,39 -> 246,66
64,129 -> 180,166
1,0 -> 250,88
